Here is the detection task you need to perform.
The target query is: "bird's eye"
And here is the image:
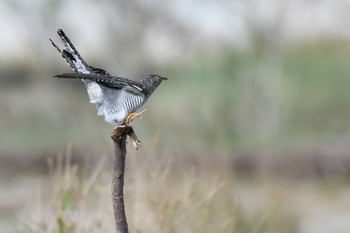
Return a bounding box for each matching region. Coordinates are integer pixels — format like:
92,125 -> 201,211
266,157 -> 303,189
156,77 -> 161,82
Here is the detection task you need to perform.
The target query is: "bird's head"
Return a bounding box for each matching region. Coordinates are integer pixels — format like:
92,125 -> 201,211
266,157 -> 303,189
142,74 -> 167,94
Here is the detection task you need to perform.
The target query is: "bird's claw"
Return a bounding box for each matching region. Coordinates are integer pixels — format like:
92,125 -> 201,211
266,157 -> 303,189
125,109 -> 147,124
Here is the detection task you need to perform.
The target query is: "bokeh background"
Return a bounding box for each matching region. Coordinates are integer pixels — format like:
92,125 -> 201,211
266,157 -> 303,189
1,0 -> 350,232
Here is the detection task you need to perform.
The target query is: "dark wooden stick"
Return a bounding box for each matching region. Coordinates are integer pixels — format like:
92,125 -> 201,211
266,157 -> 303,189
111,125 -> 141,233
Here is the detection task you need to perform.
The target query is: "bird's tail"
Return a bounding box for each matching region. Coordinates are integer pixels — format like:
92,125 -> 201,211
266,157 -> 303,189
49,29 -> 91,74
53,73 -> 98,81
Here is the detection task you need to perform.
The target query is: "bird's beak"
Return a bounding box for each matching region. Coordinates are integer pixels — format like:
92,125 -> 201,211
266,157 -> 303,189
161,76 -> 168,81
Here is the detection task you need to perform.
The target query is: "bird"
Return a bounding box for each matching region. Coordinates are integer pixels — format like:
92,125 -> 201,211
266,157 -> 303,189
50,29 -> 167,125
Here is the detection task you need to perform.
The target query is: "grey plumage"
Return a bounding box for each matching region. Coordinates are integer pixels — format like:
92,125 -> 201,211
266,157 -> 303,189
50,29 -> 167,125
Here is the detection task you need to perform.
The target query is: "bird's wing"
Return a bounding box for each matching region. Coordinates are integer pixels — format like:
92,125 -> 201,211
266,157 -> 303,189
53,73 -> 144,95
89,66 -> 111,76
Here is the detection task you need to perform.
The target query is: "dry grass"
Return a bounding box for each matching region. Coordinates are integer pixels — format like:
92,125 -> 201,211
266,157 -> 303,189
18,149 -> 299,233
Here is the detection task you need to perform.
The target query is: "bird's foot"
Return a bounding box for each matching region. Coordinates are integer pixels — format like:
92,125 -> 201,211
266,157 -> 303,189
125,109 -> 147,124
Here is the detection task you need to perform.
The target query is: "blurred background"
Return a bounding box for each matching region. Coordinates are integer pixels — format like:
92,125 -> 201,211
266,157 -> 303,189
1,0 -> 350,232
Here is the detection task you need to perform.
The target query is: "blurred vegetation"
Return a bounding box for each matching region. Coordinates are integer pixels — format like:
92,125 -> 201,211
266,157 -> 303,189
1,39 -> 350,232
19,152 -> 300,233
1,1 -> 350,232
2,40 -> 350,154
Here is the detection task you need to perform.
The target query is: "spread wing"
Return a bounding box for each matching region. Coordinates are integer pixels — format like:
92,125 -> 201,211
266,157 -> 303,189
53,73 -> 144,95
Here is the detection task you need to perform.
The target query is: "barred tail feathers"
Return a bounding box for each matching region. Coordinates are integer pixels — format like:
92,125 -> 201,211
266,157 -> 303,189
50,29 -> 91,74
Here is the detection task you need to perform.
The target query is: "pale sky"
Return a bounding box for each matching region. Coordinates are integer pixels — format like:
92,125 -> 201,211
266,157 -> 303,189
1,0 -> 350,64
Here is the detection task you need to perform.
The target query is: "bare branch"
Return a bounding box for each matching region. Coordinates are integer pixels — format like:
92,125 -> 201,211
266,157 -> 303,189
110,124 -> 141,233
